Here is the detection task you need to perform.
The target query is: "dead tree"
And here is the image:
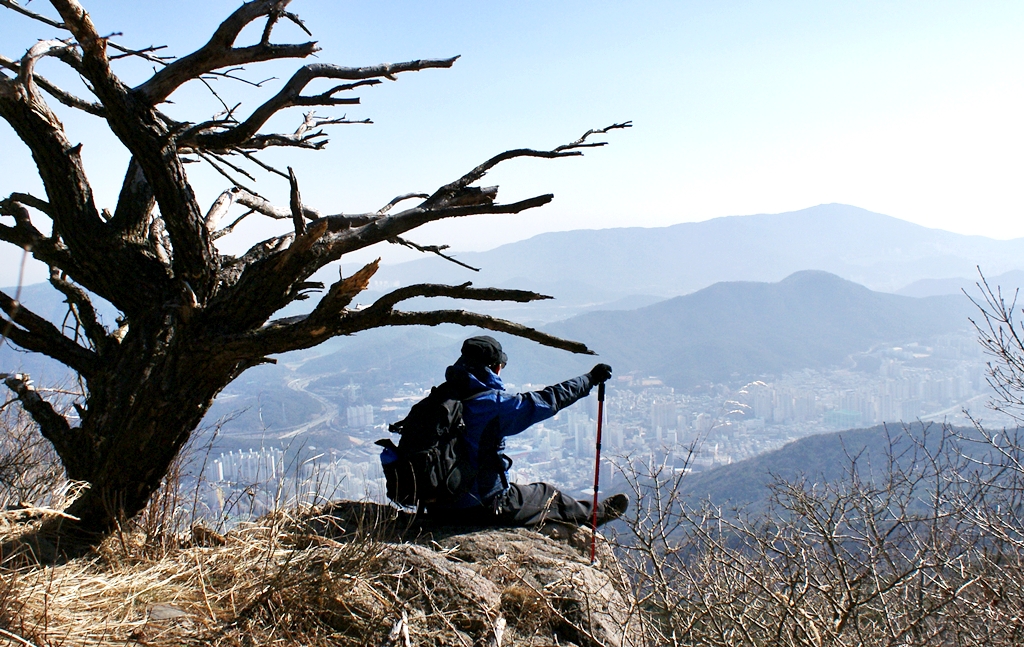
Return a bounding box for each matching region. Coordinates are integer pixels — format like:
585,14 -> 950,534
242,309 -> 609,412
0,0 -> 628,550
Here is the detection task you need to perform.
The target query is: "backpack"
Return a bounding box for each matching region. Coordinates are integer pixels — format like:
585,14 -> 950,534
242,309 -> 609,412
375,384 -> 479,509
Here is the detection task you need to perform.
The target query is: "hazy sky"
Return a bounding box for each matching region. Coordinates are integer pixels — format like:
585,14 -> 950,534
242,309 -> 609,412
2,1 -> 1023,285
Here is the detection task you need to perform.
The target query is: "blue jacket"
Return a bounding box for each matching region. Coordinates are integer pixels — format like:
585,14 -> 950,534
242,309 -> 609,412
437,360 -> 595,509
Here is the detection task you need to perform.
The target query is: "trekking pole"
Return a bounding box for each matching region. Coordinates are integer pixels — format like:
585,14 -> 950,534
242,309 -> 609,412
589,381 -> 606,564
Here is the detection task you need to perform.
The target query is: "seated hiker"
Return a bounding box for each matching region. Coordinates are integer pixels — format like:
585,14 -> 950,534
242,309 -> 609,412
396,335 -> 628,527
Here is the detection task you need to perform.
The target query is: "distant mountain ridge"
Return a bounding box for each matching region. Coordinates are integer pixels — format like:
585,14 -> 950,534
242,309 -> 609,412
896,269 -> 1024,298
368,204 -> 1024,317
673,422 -> 965,509
4,269 -> 982,444
520,270 -> 977,387
3,268 -> 980,394
258,271 -> 978,393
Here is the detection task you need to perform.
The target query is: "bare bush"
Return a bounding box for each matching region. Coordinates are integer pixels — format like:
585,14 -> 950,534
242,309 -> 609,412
968,273 -> 1024,425
0,404 -> 63,509
613,424 -> 1024,646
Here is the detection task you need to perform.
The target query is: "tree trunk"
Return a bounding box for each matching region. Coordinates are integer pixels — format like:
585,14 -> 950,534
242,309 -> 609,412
41,316 -> 237,547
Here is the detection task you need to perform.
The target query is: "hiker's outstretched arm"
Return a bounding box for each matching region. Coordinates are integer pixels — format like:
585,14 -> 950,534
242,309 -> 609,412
496,374 -> 594,437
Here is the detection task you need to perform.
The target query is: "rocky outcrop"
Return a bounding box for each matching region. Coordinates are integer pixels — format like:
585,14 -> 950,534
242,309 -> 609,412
306,501 -> 640,646
5,501 -> 640,646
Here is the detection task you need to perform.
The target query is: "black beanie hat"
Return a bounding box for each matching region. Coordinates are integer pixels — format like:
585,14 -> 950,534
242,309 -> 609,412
460,335 -> 508,368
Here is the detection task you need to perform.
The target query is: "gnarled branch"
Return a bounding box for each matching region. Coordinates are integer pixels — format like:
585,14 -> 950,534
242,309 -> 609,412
287,166 -> 305,236
0,289 -> 98,377
215,192 -> 552,331
217,275 -> 589,358
185,58 -> 459,151
0,0 -> 65,29
52,0 -> 219,302
423,122 -> 632,209
0,373 -> 74,458
0,53 -> 104,116
109,157 -> 155,239
0,224 -> 75,278
325,194 -> 554,256
234,187 -> 321,221
48,268 -> 113,355
389,235 -> 480,272
367,282 -> 552,313
135,0 -> 318,104
375,309 -> 595,355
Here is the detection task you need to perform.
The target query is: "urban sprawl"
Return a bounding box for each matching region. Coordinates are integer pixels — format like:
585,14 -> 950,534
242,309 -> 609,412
199,333 -> 999,520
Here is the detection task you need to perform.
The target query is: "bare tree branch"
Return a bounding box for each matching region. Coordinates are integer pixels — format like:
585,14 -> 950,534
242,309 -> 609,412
18,39 -> 78,104
217,272 -> 591,358
304,258 -> 381,322
967,269 -> 1024,423
47,268 -> 113,355
366,282 -> 552,312
135,0 -> 318,104
0,373 -> 74,459
221,118 -> 624,275
233,146 -> 290,178
52,0 -> 219,302
219,122 -> 626,283
423,122 -> 631,209
207,151 -> 256,182
7,192 -> 52,218
108,157 -> 154,239
204,187 -> 239,233
227,115 -> 372,151
0,195 -> 79,279
325,194 -> 555,255
0,53 -> 104,116
378,193 -> 429,216
184,58 -> 458,150
0,43 -> 100,262
0,0 -> 66,29
0,289 -> 98,376
388,235 -> 480,272
211,208 -> 255,240
365,309 -> 595,355
234,187 -> 321,221
287,166 -> 305,235
196,150 -> 260,195
106,42 -> 171,64
213,189 -> 552,336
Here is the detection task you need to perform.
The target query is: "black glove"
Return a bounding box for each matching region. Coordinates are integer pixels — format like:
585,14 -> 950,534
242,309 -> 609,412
588,363 -> 613,385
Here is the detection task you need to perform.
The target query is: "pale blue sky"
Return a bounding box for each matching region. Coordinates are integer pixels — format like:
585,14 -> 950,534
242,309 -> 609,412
2,1 -> 1023,285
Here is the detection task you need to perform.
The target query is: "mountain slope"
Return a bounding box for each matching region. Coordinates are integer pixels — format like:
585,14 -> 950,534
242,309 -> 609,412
538,271 -> 976,387
674,422 -> 984,509
896,269 -> 1024,298
369,204 -> 1024,308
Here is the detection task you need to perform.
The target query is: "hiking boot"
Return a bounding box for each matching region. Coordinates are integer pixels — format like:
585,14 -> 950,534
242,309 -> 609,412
595,493 -> 629,526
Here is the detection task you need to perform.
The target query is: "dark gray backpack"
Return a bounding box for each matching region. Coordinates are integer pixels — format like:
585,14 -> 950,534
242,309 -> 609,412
376,385 -> 477,508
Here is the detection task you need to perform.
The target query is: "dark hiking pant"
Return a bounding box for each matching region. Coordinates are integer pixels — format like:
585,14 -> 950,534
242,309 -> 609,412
426,482 -> 594,527
497,482 -> 594,526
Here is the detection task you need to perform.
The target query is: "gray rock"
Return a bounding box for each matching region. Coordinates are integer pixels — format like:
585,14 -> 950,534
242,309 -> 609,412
303,501 -> 640,647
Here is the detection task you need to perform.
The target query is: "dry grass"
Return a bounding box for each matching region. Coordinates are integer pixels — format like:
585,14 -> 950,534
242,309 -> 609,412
1,509 -> 401,646
0,411 -> 412,647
